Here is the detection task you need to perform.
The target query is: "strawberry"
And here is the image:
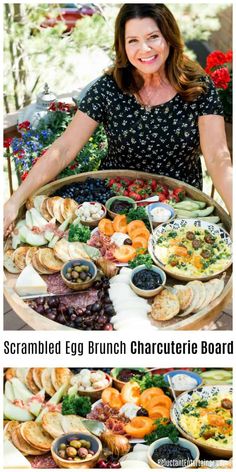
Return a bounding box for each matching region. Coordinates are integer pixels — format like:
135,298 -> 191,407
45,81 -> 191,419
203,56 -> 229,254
158,193 -> 167,202
134,178 -> 145,187
111,183 -> 125,194
106,178 -> 116,187
129,192 -> 142,201
173,187 -> 185,201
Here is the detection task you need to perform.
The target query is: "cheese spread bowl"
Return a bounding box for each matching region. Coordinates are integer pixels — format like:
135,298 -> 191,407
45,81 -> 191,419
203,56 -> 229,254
164,370 -> 202,396
171,385 -> 233,458
147,437 -> 200,469
147,202 -> 175,227
148,219 -> 232,281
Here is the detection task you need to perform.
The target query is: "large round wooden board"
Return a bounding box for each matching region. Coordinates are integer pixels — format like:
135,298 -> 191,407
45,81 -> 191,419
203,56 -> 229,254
4,170 -> 232,331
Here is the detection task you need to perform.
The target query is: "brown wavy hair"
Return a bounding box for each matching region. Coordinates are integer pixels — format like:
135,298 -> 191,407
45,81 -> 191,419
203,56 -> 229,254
107,3 -> 208,101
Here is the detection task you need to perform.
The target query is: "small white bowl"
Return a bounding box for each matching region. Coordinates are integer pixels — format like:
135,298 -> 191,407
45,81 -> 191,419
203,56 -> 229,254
147,437 -> 200,469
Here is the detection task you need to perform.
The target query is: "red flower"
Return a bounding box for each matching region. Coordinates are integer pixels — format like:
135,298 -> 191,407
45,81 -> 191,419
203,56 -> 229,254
225,50 -> 232,63
206,50 -> 227,71
21,171 -> 29,181
18,120 -> 31,131
210,67 -> 231,90
4,137 -> 13,148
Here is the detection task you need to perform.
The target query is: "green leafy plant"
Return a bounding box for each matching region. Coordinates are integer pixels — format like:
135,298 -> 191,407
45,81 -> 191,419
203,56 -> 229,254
62,394 -> 92,416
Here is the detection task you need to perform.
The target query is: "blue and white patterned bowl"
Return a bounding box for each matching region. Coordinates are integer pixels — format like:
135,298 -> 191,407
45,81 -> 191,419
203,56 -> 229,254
148,219 -> 232,281
170,385 -> 233,458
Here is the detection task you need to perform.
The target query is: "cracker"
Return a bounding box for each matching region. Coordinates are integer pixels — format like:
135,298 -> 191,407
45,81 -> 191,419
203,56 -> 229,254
20,422 -> 53,451
60,198 -> 78,221
151,289 -> 180,321
25,368 -> 40,395
4,250 -> 21,274
12,425 -> 45,455
41,368 -> 56,397
42,412 -> 64,439
32,368 -> 44,390
51,368 -> 72,391
40,197 -> 52,221
38,248 -> 63,272
173,285 -> 194,311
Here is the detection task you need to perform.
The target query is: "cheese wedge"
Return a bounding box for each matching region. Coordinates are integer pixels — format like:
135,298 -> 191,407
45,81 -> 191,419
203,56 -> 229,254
3,439 -> 31,468
15,264 -> 47,296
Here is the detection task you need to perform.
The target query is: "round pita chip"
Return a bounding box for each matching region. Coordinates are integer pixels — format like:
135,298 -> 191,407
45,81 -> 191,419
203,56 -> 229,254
151,289 -> 180,321
13,246 -> 30,270
25,247 -> 38,266
32,252 -> 55,274
4,250 -> 21,274
173,285 -> 194,311
51,368 -> 72,391
208,278 -> 225,301
54,239 -> 71,262
4,420 -> 19,440
40,197 -> 52,221
16,368 -> 28,384
25,368 -> 40,394
197,281 -> 216,310
38,248 -> 63,272
12,425 -> 45,455
33,195 -> 47,214
4,368 -> 16,381
41,368 -> 56,397
61,198 -> 78,221
42,412 -> 64,438
20,421 -> 53,451
32,368 -> 45,390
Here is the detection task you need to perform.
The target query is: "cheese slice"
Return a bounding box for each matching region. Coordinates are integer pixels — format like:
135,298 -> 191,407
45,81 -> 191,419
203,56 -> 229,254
15,264 -> 47,296
3,439 -> 31,468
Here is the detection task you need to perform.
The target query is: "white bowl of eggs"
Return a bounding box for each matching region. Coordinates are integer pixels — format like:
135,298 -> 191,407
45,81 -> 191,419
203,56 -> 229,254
68,369 -> 112,400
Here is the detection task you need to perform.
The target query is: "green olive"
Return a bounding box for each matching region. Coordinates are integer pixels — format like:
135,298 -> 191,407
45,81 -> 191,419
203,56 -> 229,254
59,443 -> 66,450
66,446 -> 77,458
70,440 -> 82,448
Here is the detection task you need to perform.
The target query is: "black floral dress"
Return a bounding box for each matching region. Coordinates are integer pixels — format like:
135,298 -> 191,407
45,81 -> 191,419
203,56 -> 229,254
79,74 -> 223,189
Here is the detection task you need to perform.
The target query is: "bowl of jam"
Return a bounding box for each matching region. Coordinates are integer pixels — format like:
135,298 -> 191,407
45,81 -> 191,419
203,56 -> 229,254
130,265 -> 166,298
110,368 -> 149,390
147,437 -> 200,469
105,196 -> 137,219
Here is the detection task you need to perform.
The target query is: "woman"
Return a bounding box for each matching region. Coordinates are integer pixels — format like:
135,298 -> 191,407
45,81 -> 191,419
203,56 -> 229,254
4,3 -> 232,235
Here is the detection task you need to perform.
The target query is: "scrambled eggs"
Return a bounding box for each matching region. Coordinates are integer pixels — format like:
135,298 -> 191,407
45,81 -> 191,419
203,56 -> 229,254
154,227 -> 231,277
180,393 -> 233,449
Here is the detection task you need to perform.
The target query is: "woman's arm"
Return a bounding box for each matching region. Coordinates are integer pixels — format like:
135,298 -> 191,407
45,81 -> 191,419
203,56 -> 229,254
4,110 -> 99,234
198,114 -> 232,216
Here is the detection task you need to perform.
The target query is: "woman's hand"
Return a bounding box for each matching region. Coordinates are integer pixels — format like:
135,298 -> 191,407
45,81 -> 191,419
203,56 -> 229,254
4,198 -> 19,238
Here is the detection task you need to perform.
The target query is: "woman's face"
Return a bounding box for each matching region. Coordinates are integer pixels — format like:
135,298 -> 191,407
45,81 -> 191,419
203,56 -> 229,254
124,17 -> 170,76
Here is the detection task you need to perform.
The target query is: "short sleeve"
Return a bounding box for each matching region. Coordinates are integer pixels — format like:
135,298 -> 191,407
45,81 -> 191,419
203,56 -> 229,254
79,75 -> 108,123
196,76 -> 224,116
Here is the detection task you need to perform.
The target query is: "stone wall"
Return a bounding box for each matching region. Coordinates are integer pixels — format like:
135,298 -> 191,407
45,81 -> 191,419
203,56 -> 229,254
208,5 -> 232,51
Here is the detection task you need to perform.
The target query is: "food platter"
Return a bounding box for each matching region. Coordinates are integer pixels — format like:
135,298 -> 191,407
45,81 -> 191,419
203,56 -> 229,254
4,170 -> 232,331
3,368 -> 233,469
148,219 -> 232,281
170,385 -> 233,458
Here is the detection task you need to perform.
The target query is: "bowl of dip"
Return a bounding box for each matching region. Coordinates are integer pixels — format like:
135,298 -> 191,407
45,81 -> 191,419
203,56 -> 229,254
147,202 -> 175,227
164,370 -> 202,396
147,437 -> 200,469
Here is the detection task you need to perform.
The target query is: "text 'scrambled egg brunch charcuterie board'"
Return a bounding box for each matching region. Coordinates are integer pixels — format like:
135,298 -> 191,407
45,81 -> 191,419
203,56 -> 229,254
3,368 -> 233,469
4,171 -> 232,331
